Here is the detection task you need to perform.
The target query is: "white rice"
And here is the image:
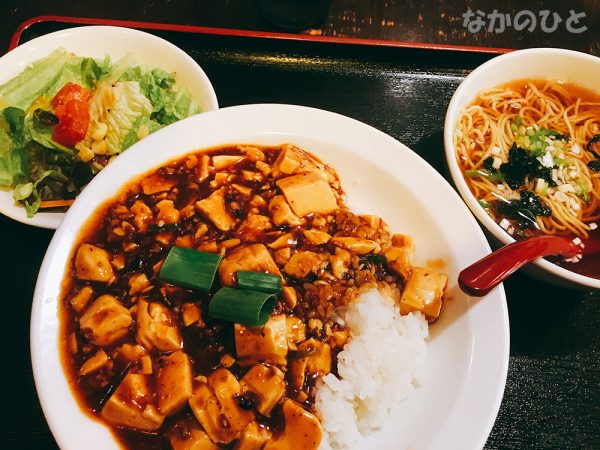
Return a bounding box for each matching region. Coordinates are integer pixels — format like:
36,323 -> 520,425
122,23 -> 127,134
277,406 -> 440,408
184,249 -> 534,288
316,288 -> 429,449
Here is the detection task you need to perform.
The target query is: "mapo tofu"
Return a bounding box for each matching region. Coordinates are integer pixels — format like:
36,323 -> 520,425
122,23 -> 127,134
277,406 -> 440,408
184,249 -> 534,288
60,144 -> 447,449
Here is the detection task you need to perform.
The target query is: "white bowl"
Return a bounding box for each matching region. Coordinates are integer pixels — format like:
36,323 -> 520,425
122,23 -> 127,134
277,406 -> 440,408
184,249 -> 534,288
0,25 -> 219,229
444,48 -> 600,291
32,104 -> 509,450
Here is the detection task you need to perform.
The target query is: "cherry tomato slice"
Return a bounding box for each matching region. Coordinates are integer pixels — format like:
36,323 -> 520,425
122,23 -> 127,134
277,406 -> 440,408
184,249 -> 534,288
51,82 -> 93,118
52,99 -> 90,147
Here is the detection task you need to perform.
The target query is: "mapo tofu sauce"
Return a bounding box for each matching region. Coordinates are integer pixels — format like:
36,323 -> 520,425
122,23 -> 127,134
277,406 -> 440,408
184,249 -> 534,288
60,144 -> 447,449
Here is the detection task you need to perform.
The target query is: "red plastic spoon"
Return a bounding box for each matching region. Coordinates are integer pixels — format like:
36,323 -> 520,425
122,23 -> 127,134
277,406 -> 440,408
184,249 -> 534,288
458,235 -> 580,297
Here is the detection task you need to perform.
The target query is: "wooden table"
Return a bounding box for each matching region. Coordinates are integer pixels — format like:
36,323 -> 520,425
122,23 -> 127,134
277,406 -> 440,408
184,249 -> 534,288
1,1 -> 599,449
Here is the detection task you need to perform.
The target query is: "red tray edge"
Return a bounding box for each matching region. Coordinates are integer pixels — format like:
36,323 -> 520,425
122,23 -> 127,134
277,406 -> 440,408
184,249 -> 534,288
9,15 -> 514,55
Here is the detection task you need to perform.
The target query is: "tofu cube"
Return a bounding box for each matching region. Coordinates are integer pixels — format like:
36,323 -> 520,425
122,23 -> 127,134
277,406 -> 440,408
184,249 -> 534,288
157,351 -> 193,415
212,155 -> 244,170
237,214 -> 273,241
285,316 -> 306,349
140,172 -> 178,195
235,314 -> 288,366
169,417 -> 218,450
302,229 -> 331,245
208,368 -> 254,433
329,237 -> 381,255
189,383 -> 237,444
101,373 -> 165,432
240,364 -> 286,417
283,251 -> 325,278
400,267 -> 447,321
75,244 -> 116,283
268,195 -> 302,226
276,172 -> 338,217
329,247 -> 351,279
234,422 -> 271,450
385,234 -> 415,279
195,187 -> 236,232
271,146 -> 301,177
218,244 -> 280,286
270,144 -> 320,178
288,339 -> 331,389
263,399 -> 322,450
79,349 -> 109,376
303,339 -> 331,375
79,295 -> 132,346
70,286 -> 94,313
136,299 -> 182,352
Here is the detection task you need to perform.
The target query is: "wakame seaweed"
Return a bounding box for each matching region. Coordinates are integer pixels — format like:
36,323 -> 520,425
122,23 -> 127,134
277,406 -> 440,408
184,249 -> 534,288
500,144 -> 555,189
586,134 -> 600,157
497,190 -> 551,228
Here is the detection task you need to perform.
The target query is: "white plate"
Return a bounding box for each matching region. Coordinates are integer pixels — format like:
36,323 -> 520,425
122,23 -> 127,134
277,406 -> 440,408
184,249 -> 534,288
0,25 -> 219,229
32,104 -> 509,450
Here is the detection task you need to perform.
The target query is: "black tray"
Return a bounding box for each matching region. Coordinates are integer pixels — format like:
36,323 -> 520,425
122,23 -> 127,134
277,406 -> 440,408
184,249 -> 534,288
4,17 -> 600,450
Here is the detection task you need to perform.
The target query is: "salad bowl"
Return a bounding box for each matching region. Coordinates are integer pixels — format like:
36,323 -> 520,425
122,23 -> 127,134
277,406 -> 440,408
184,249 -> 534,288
0,25 -> 218,229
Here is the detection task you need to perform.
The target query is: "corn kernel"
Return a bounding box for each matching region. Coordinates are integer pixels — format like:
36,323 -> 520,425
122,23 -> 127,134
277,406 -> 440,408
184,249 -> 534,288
92,121 -> 108,141
77,146 -> 95,163
92,140 -> 107,155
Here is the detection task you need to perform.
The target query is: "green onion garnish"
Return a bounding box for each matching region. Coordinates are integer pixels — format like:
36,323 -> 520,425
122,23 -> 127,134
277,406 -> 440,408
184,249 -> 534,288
159,246 -> 222,292
510,116 -> 523,132
478,199 -> 493,209
209,287 -> 276,327
236,271 -> 282,294
465,169 -> 504,182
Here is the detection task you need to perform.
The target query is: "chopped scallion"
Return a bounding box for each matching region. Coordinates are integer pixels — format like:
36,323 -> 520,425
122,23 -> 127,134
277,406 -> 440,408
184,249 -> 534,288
510,116 -> 522,132
478,199 -> 493,209
159,246 -> 222,292
465,169 -> 504,182
236,271 -> 282,294
209,287 -> 276,327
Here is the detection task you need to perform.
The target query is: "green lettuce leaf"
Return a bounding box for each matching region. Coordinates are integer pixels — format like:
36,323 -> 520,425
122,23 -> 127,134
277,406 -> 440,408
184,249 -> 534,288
3,107 -> 26,146
0,49 -> 70,110
0,107 -> 27,187
122,116 -> 163,150
80,55 -> 111,90
104,54 -> 135,85
120,67 -> 200,125
0,129 -> 26,187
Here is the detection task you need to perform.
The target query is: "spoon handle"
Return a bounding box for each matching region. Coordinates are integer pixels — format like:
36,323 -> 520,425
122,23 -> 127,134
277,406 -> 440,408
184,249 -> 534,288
458,235 -> 580,297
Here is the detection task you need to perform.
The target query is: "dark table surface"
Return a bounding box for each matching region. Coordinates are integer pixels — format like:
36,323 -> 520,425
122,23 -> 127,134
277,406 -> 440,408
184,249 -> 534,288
2,2 -> 600,450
